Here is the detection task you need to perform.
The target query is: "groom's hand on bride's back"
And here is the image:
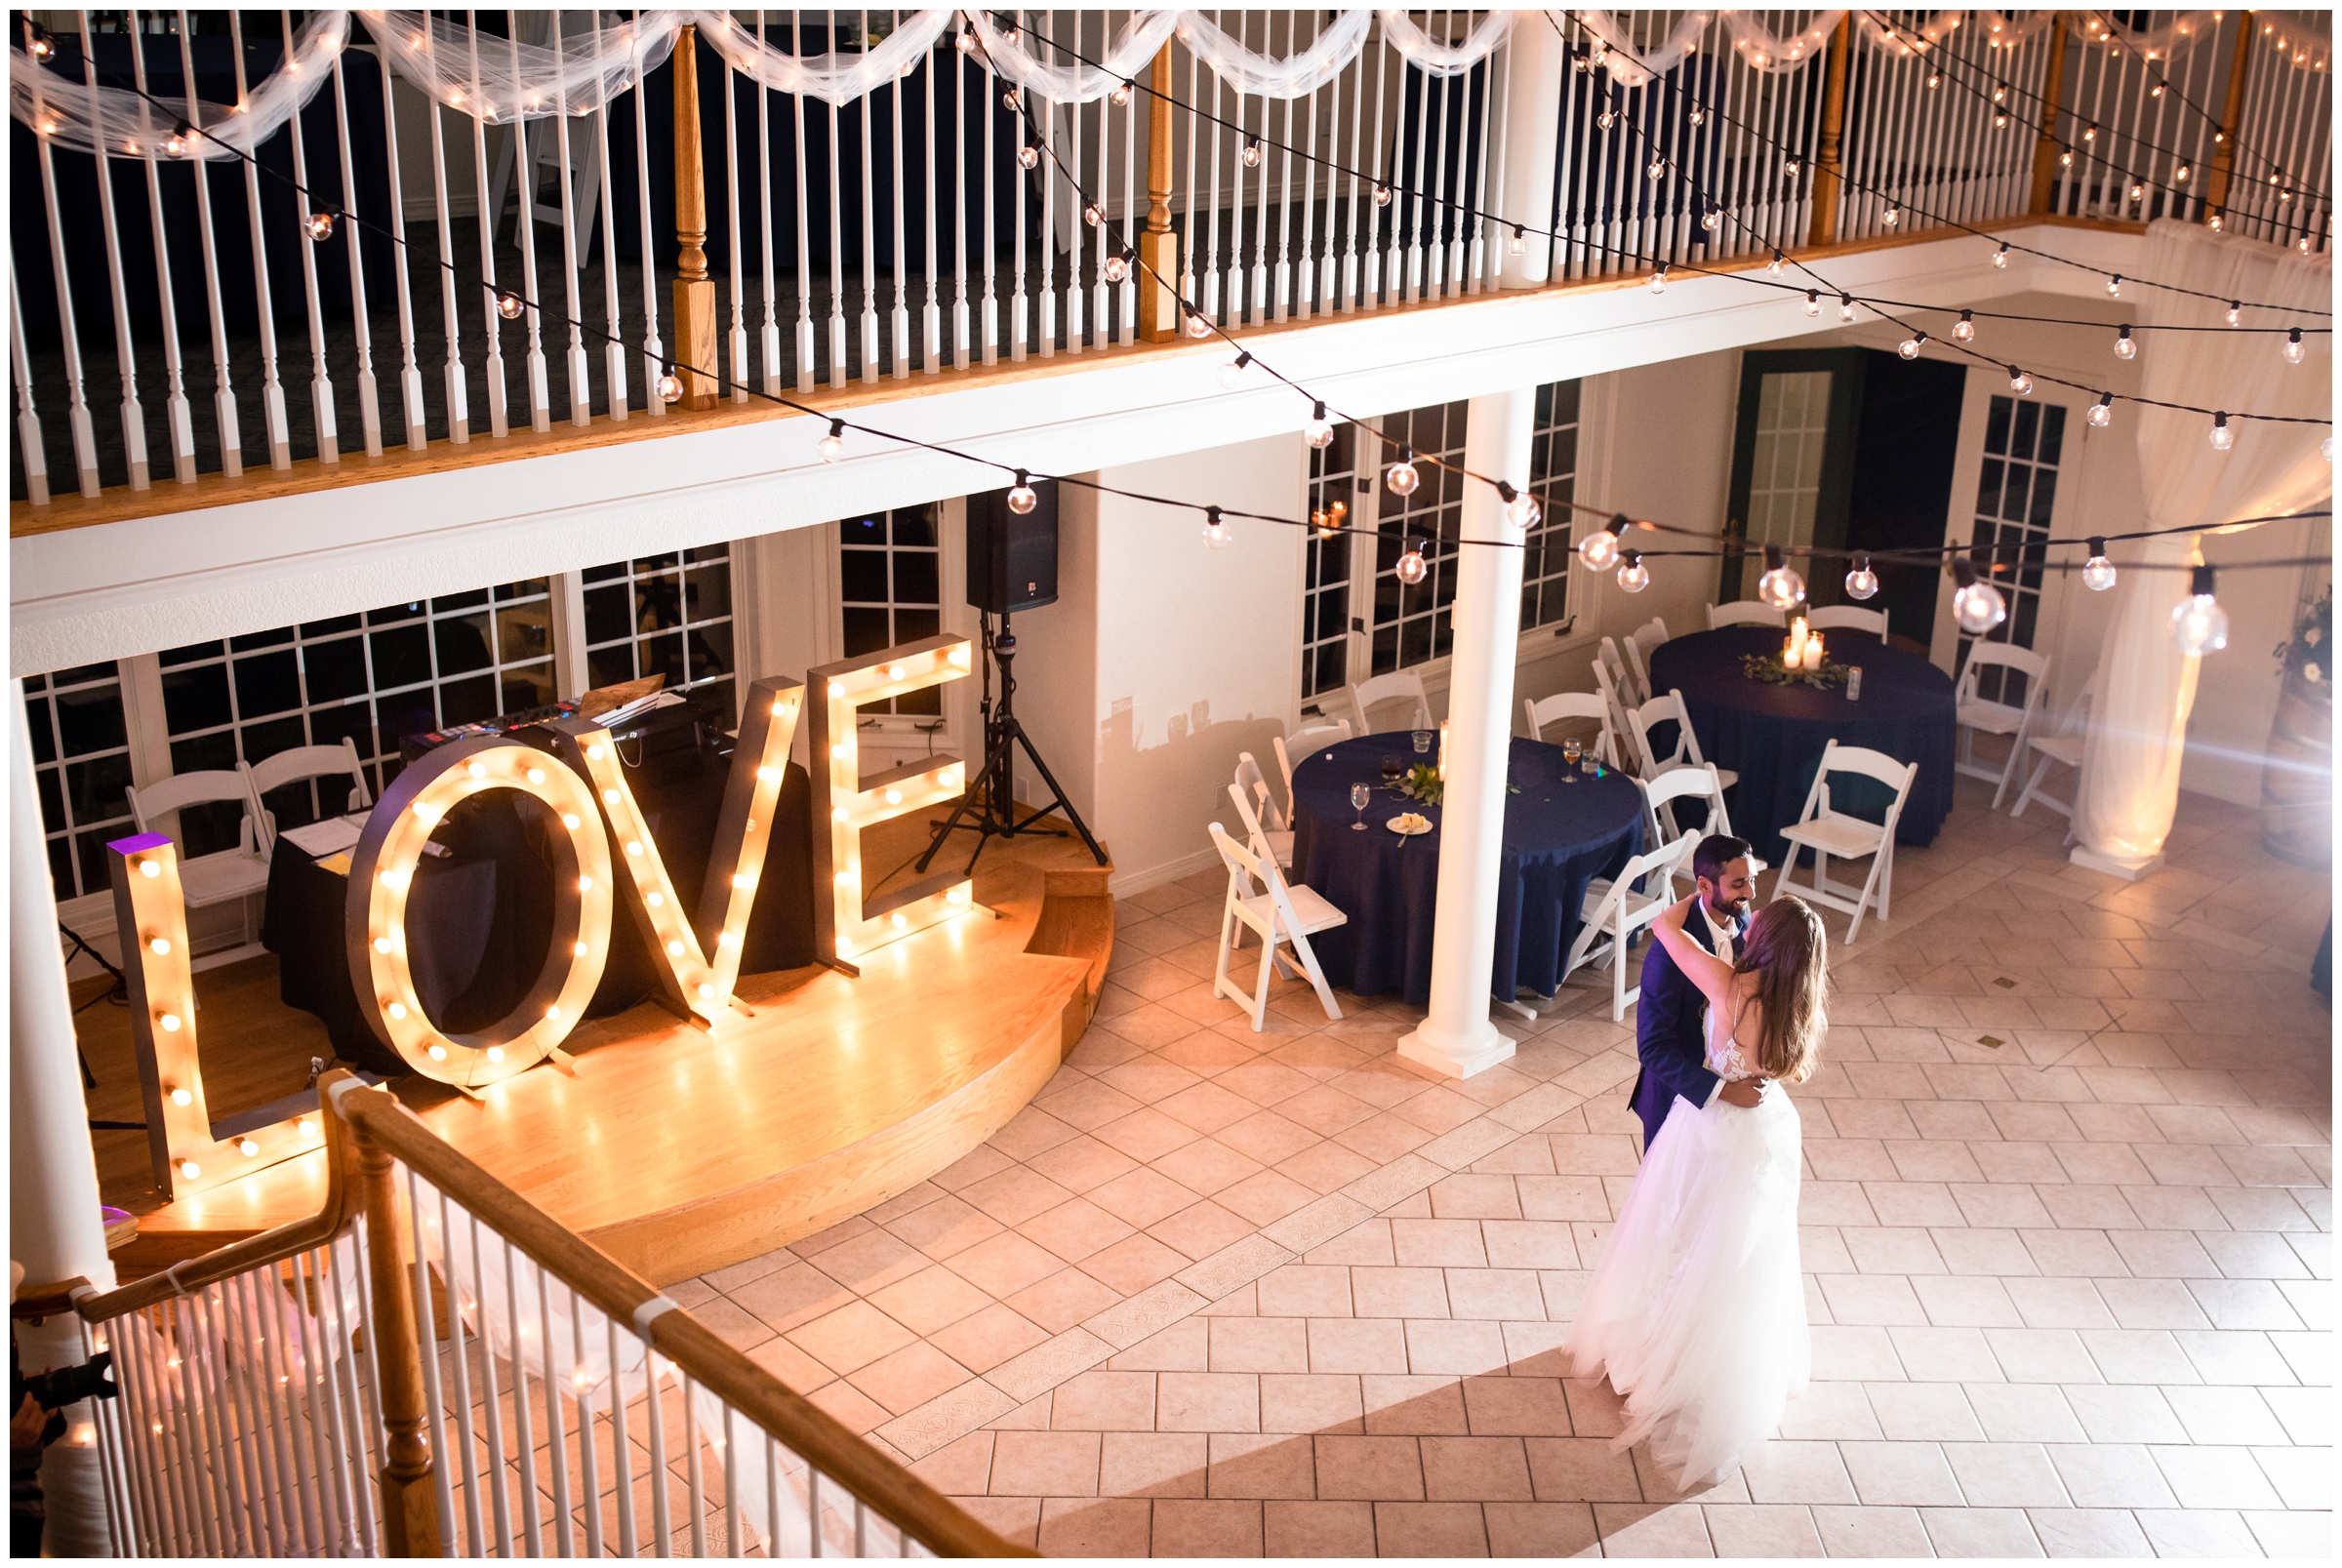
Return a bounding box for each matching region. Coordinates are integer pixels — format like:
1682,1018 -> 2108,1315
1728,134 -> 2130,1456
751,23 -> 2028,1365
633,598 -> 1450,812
1719,1078 -> 1768,1108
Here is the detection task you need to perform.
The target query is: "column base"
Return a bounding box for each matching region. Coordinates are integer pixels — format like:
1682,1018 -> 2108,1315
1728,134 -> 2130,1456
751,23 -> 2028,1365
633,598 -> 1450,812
2070,843 -> 2163,882
1397,1018 -> 1516,1080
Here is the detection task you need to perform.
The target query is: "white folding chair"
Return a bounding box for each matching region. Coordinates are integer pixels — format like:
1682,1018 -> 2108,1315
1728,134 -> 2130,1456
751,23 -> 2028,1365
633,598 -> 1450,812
1227,778 -> 1294,870
126,766 -> 274,953
1589,662 -> 1639,775
1521,692 -> 1619,768
1348,670 -> 1433,735
1708,601 -> 1788,629
1236,750 -> 1289,827
1640,762 -> 1735,849
1559,830 -> 1700,1021
1273,719 -> 1353,804
246,737 -> 373,855
1208,823 -> 1348,1029
1954,643 -> 2051,809
1629,688 -> 1739,793
1625,619 -> 1670,704
2009,672 -> 2095,828
1806,604 -> 1889,641
1597,636 -> 1643,709
1775,741 -> 1918,943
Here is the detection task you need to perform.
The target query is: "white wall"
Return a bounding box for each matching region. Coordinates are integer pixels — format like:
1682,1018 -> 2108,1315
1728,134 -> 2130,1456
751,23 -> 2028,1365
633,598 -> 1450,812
1017,436 -> 1306,893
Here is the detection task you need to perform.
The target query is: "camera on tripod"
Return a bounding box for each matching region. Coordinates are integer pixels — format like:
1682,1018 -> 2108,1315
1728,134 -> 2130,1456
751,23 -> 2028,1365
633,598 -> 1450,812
21,1351 -> 116,1411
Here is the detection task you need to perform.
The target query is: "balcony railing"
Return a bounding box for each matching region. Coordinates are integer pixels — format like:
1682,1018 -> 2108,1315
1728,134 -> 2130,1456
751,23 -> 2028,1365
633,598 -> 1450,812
25,1069 -> 1027,1557
9,9 -> 2331,520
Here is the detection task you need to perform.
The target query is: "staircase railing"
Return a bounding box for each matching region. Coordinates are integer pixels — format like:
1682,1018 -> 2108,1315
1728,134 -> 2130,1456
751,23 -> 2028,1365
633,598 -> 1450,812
43,1068 -> 1029,1558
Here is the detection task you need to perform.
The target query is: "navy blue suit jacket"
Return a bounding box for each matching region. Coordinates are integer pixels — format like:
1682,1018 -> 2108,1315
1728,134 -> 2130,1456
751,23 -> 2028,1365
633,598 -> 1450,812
1629,908 -> 1744,1153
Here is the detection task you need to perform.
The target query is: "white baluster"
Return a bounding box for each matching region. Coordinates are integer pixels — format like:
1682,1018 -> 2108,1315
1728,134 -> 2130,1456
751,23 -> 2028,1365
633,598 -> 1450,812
632,38 -> 666,415
372,27 -> 428,450
755,12 -> 782,396
593,15 -> 629,419
277,5 -> 341,464
9,270 -> 53,505
724,48 -> 748,402
328,50 -> 383,457
890,12 -> 911,379
550,20 -> 593,426
828,81 -> 849,388
421,34 -> 470,443
925,20 -> 945,372
859,9 -> 881,380
505,17 -> 550,431
124,10 -> 195,481
73,9 -> 151,488
463,22 -> 509,438
792,12 -> 817,391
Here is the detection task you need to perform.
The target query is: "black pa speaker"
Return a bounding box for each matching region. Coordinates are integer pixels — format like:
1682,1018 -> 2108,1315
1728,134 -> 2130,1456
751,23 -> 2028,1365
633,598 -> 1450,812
965,480 -> 1060,614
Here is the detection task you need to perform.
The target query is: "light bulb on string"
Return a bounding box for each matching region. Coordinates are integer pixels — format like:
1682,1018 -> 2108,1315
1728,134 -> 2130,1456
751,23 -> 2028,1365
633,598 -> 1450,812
2324,434 -> 2334,462
1783,157 -> 1802,177
1579,513 -> 1629,572
1615,550 -> 1650,593
1838,294 -> 1856,323
1508,226 -> 1526,257
166,123 -> 190,158
655,366 -> 682,402
1303,401 -> 1335,450
1688,106 -> 1706,126
2282,328 -> 2305,364
1373,182 -> 1393,207
1899,332 -> 1927,359
955,27 -> 976,53
2170,565 -> 2229,655
1767,250 -> 1785,274
1241,136 -> 1263,168
1217,351 -> 1253,389
1953,309 -> 1975,342
2128,184 -> 2145,204
2209,412 -> 2234,450
1001,86 -> 1021,109
1082,203 -> 1105,228
1701,207 -> 1721,231
1804,290 -> 1821,317
1110,78 -> 1133,107
1756,545 -> 1806,610
1102,251 -> 1129,283
2088,391 -> 2114,427
2226,301 -> 2241,326
2007,366 -> 2033,395
818,418 -> 846,462
1647,158 -> 1666,181
1201,505 -> 1232,550
999,22 -> 1020,44
2113,325 -> 2135,359
2081,538 -> 2117,591
2105,273 -> 2121,298
1499,483 -> 1540,530
1183,304 -> 1211,339
1017,144 -> 1039,170
496,290 -> 524,320
1881,205 -> 1900,227
1006,469 -> 1038,514
1993,243 -> 2009,268
1385,447 -> 1421,498
2059,149 -> 2075,168
1395,539 -> 1429,584
1596,109 -> 1616,130
1845,551 -> 1879,600
1649,262 -> 1669,294
1951,557 -> 2007,633
306,211 -> 336,241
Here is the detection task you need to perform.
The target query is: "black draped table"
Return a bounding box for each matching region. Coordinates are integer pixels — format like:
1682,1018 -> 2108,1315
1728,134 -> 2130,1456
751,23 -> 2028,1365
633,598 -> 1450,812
262,744 -> 815,1075
1646,626 -> 1957,864
1287,734 -> 1645,1007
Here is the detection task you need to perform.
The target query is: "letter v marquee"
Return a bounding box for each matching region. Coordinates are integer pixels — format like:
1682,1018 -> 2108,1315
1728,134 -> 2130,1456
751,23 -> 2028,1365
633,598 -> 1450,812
807,634 -> 977,968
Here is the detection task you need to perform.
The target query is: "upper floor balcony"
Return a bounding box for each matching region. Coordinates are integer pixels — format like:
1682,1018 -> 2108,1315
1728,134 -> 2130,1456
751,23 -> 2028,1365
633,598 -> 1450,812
9,8 -> 2331,545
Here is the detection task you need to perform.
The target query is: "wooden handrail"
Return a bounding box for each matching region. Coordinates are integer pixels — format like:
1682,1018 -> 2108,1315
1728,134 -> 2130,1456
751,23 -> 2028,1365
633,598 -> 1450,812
68,1090 -> 355,1325
330,1081 -> 1031,1557
346,1078 -> 442,1556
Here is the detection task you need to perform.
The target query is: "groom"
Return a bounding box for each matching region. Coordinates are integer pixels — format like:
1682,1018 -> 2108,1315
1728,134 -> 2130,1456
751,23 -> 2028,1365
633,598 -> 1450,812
1630,832 -> 1766,1152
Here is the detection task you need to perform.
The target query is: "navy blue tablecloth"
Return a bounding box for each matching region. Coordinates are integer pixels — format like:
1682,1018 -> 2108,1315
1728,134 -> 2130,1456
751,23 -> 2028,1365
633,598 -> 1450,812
1646,626 -> 1957,864
1287,734 -> 1645,1006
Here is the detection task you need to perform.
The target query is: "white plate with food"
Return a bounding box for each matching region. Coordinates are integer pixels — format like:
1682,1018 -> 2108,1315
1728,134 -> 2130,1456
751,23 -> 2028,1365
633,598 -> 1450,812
1386,813 -> 1433,836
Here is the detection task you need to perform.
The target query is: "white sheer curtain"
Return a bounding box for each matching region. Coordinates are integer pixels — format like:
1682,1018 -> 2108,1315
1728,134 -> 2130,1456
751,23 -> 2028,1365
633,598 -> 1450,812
2073,221 -> 2333,872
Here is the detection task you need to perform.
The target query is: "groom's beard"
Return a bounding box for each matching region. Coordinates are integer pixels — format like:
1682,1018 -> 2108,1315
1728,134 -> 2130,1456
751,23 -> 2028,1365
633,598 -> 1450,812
1707,893 -> 1754,923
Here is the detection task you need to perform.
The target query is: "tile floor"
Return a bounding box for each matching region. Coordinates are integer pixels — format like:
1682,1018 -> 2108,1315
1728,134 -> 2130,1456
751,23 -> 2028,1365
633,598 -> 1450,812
681,778 -> 2332,1557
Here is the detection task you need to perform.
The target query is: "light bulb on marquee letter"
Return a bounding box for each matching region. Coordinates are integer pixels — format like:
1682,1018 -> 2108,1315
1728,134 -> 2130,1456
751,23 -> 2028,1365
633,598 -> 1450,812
808,634 -> 979,970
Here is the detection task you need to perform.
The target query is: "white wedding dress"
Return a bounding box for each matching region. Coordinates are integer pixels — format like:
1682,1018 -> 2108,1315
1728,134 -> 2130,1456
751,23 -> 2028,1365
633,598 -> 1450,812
1565,998 -> 1807,1489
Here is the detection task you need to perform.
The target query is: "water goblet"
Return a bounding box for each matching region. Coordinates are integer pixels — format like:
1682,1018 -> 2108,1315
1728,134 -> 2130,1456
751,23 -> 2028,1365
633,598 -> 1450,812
1561,738 -> 1582,781
1351,782 -> 1372,829
1412,729 -> 1432,755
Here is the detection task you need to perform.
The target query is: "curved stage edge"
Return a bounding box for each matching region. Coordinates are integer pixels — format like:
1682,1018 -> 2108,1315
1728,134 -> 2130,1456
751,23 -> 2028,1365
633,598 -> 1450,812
125,822 -> 1114,1288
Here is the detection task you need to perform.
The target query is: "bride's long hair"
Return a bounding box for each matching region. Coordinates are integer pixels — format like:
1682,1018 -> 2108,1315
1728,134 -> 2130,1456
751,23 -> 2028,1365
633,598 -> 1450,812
1730,895 -> 1828,1083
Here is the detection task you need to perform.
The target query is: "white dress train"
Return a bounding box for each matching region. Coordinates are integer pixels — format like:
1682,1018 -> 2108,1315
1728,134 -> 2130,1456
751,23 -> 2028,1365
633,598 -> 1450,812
1564,1008 -> 1807,1490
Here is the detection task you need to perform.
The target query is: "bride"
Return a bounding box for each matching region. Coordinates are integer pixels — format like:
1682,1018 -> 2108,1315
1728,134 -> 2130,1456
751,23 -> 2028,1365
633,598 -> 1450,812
1565,890 -> 1828,1490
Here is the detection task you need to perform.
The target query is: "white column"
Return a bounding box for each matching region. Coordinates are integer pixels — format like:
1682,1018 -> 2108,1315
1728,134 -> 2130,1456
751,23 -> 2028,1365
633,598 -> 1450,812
10,679 -> 118,1554
1399,390 -> 1530,1079
1499,20 -> 1565,290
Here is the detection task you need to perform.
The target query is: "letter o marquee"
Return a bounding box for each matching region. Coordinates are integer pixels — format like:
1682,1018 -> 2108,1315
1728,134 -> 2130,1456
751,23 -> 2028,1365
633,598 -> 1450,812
346,739 -> 612,1087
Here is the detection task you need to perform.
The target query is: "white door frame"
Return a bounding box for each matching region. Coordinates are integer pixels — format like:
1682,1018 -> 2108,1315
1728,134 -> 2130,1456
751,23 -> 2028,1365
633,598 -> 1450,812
1931,371 -> 2089,675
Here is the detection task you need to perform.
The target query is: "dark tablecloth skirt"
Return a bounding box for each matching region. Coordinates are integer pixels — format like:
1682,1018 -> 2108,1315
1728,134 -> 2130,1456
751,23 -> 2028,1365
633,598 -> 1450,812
262,747 -> 815,1074
1287,735 -> 1646,1006
1647,627 -> 1958,865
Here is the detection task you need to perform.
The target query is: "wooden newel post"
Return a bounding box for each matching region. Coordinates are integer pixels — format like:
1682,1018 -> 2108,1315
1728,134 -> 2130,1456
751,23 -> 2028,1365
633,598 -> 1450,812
671,23 -> 719,409
1805,16 -> 1852,249
1137,43 -> 1181,342
349,1098 -> 442,1556
2028,19 -> 2072,214
2203,12 -> 2255,221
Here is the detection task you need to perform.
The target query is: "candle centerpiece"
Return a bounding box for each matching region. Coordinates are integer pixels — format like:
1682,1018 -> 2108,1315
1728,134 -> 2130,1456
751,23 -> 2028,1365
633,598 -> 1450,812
1746,616 -> 1849,688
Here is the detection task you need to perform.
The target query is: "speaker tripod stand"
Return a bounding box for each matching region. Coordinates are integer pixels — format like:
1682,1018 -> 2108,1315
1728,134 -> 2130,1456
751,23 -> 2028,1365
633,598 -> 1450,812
917,611 -> 1108,879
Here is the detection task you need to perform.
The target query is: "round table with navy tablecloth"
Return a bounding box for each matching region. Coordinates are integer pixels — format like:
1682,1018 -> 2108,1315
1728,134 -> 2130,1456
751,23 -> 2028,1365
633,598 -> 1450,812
1646,625 -> 1958,865
1286,734 -> 1646,1007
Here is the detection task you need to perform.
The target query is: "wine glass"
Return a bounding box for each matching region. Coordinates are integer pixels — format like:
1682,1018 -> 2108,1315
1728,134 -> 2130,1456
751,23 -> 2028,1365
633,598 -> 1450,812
1351,782 -> 1372,829
1560,738 -> 1582,782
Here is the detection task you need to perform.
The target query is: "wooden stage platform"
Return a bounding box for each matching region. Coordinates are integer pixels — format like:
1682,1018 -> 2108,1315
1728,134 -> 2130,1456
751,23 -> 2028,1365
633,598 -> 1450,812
83,807 -> 1114,1286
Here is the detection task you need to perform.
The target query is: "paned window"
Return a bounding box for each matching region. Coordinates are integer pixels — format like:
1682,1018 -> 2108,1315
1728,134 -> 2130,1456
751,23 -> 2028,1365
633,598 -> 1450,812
1968,395 -> 2064,704
158,583 -> 555,846
1521,380 -> 1582,631
1369,401 -> 1470,675
1746,371 -> 1833,556
838,506 -> 944,718
1302,425 -> 1362,701
23,663 -> 135,900
582,548 -> 736,719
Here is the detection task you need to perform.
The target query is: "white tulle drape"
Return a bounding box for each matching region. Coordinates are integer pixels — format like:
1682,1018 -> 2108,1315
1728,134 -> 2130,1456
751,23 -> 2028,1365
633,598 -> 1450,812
1380,7 -> 1514,78
354,9 -> 682,120
1179,9 -> 1374,97
7,10 -> 349,159
966,9 -> 1183,102
2073,222 -> 2333,871
1577,9 -> 1718,87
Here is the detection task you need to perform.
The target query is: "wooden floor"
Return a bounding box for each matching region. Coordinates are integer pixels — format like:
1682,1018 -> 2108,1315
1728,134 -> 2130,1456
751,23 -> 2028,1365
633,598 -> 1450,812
86,804 -> 1114,1286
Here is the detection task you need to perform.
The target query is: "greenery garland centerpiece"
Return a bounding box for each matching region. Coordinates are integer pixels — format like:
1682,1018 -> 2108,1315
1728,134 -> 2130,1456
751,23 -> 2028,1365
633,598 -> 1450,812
1740,651 -> 1852,690
1396,763 -> 1444,805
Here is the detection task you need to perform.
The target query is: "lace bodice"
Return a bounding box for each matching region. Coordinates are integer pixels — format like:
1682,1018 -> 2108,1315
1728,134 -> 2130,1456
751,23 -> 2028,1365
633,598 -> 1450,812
1704,999 -> 1758,1082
